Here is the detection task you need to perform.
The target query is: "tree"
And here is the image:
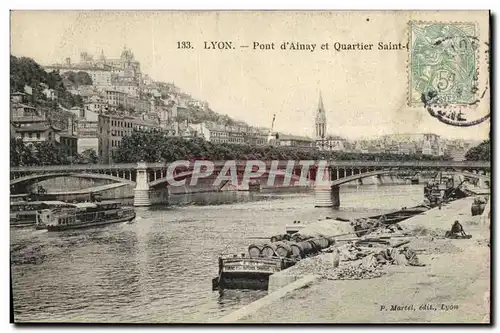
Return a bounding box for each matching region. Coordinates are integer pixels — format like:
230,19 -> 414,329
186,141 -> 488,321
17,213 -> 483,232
465,140 -> 491,161
10,139 -> 86,166
114,131 -> 152,163
61,71 -> 93,86
113,131 -> 455,164
10,138 -> 35,167
77,149 -> 99,164
31,141 -> 72,165
75,71 -> 93,85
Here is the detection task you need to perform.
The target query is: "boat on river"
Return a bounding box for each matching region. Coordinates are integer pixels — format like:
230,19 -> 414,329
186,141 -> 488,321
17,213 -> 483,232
36,200 -> 136,231
10,201 -> 75,228
367,205 -> 430,225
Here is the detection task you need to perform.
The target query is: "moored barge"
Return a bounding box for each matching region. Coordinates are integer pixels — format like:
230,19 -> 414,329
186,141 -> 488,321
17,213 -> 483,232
213,237 -> 333,291
212,256 -> 294,291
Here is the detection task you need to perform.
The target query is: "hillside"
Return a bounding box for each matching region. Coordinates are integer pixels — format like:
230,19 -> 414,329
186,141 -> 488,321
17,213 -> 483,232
10,55 -> 83,109
176,106 -> 247,127
11,55 -> 249,128
60,71 -> 93,89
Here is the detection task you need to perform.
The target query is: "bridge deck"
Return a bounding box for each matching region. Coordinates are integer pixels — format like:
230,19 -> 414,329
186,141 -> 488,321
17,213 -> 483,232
42,183 -> 128,195
10,160 -> 491,173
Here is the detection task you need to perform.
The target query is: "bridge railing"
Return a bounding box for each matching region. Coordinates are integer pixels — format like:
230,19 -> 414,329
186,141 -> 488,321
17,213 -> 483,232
11,163 -> 138,172
10,160 -> 491,173
327,160 -> 491,168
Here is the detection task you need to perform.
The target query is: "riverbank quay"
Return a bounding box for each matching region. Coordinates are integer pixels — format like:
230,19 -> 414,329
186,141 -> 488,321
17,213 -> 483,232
229,197 -> 490,323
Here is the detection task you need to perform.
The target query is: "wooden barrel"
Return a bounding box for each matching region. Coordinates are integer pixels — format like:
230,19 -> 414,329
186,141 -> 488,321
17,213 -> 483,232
261,243 -> 277,257
471,204 -> 483,216
248,244 -> 262,258
270,234 -> 284,242
309,238 -> 330,250
275,242 -> 292,258
270,234 -> 291,242
290,241 -> 315,259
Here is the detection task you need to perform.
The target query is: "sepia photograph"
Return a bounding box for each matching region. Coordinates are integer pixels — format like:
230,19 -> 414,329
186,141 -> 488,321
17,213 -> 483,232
8,10 -> 491,324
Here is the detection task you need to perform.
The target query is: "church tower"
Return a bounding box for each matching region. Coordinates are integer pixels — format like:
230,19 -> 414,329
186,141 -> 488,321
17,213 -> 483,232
315,91 -> 327,140
99,49 -> 106,63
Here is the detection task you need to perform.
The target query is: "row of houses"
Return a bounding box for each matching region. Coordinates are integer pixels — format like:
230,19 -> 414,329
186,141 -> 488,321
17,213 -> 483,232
10,97 -> 79,157
11,100 -> 477,164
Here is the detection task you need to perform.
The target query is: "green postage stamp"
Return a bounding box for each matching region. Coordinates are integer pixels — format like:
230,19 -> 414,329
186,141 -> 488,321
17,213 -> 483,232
409,22 -> 478,106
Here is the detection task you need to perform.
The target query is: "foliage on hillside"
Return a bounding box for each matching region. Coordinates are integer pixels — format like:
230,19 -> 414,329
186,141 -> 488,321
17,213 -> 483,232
465,140 -> 490,161
176,106 -> 246,127
61,71 -> 93,87
114,131 -> 453,163
10,55 -> 83,109
10,138 -> 98,167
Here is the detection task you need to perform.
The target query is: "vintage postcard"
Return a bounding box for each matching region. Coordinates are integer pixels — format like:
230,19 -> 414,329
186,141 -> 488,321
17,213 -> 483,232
9,10 -> 491,324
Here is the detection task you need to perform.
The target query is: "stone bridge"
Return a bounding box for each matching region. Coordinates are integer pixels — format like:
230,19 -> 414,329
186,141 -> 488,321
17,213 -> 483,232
10,160 -> 491,207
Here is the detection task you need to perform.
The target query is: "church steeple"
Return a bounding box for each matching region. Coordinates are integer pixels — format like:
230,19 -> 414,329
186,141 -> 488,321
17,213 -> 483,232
99,49 -> 106,62
318,90 -> 324,112
315,91 -> 327,139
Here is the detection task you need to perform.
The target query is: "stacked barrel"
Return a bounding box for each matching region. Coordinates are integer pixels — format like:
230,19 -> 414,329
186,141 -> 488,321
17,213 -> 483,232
247,234 -> 335,261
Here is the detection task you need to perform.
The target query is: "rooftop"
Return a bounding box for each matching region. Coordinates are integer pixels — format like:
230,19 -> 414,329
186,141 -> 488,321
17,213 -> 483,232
46,63 -> 112,72
11,116 -> 46,123
15,123 -> 56,132
11,103 -> 36,109
279,134 -> 314,142
59,133 -> 78,139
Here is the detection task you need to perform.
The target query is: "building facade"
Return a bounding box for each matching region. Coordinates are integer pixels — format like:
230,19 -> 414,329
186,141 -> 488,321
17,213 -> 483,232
12,115 -> 78,156
104,90 -> 128,108
98,114 -> 163,163
77,121 -> 99,154
198,122 -> 268,146
316,135 -> 347,151
278,134 -> 315,149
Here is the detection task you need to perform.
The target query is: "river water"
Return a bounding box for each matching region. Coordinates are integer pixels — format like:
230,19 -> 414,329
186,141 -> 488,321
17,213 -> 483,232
11,184 -> 424,323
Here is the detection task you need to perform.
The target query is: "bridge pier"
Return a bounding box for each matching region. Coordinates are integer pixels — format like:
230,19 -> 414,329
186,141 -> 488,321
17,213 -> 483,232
314,188 -> 333,207
134,162 -> 151,207
331,185 -> 340,208
314,164 -> 334,208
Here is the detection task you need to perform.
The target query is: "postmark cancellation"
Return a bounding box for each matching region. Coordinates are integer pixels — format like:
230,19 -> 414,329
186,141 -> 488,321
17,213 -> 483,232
409,21 -> 478,106
408,21 -> 490,127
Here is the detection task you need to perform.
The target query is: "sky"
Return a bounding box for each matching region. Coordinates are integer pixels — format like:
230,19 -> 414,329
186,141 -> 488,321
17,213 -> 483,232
10,10 -> 490,140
